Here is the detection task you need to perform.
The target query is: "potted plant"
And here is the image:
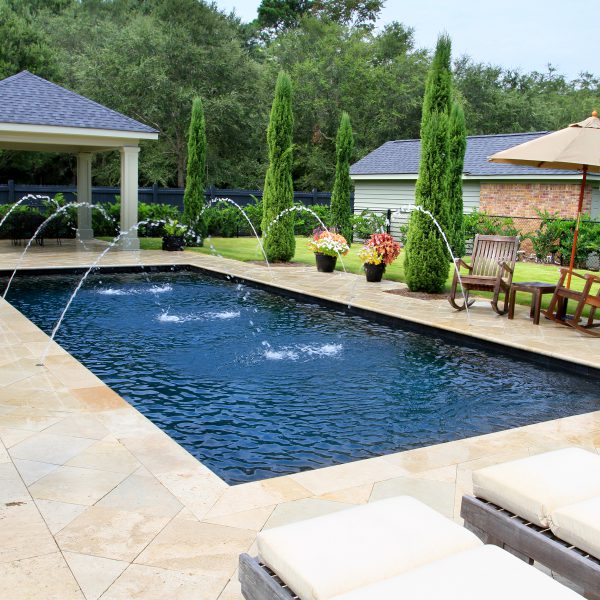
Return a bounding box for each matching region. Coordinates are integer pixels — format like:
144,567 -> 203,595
308,228 -> 350,272
358,233 -> 401,282
162,219 -> 188,251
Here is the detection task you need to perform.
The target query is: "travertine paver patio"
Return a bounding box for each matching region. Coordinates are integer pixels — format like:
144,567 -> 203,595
0,242 -> 599,599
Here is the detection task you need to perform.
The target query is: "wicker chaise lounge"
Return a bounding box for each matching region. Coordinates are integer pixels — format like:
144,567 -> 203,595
461,448 -> 600,599
239,495 -> 581,600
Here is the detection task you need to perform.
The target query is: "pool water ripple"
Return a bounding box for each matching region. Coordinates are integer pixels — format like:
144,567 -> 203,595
6,271 -> 600,484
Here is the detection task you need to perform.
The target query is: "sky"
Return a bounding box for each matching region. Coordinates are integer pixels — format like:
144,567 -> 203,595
212,0 -> 596,79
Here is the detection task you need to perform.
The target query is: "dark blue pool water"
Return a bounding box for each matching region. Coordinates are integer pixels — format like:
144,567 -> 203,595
7,270 -> 600,484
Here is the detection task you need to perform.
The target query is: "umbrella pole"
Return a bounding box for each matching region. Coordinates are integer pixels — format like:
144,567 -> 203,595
567,165 -> 588,288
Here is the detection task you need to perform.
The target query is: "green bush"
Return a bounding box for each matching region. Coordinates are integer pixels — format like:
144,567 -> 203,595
529,210 -> 600,267
329,112 -> 354,242
463,210 -> 519,240
293,203 -> 331,236
352,210 -> 387,240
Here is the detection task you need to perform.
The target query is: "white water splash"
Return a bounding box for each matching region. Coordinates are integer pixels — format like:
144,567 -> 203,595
149,284 -> 173,294
263,343 -> 343,361
157,309 -> 240,323
98,283 -> 172,297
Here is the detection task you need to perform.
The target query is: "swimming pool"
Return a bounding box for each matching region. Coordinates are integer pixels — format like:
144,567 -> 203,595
8,270 -> 600,484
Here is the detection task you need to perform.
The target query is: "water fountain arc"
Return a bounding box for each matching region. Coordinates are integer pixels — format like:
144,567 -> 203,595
2,202 -> 114,300
393,205 -> 471,323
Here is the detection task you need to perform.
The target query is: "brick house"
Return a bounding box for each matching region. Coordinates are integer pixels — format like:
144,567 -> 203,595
349,132 -> 600,240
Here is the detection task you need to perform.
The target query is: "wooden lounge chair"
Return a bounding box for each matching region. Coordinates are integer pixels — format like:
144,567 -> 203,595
239,496 -> 580,600
461,448 -> 600,599
545,268 -> 600,336
449,234 -> 520,315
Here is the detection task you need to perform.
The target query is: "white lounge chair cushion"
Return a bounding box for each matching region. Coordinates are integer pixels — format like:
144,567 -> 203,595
256,496 -> 482,600
330,545 -> 582,600
551,496 -> 600,559
472,448 -> 600,527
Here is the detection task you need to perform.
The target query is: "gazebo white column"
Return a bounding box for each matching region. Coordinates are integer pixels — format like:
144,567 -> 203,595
76,152 -> 94,241
119,145 -> 140,250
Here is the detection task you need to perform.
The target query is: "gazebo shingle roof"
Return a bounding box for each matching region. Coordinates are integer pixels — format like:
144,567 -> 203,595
350,132 -> 582,177
0,71 -> 157,134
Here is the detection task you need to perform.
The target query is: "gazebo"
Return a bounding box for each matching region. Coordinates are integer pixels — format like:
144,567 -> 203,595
0,71 -> 159,249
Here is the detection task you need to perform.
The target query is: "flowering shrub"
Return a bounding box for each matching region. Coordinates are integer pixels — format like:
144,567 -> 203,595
360,233 -> 401,266
308,230 -> 350,257
357,246 -> 383,265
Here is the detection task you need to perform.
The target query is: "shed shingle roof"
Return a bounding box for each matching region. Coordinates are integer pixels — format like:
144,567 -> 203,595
350,132 -> 584,177
0,71 -> 157,134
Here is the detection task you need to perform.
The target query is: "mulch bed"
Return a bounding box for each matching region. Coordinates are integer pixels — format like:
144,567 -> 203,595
384,288 -> 448,301
247,260 -> 308,268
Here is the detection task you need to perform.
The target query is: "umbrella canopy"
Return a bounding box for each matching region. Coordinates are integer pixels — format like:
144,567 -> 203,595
489,111 -> 600,172
488,111 -> 600,286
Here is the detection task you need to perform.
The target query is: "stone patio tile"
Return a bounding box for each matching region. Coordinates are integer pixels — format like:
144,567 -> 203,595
153,469 -> 227,521
96,473 -> 183,518
0,439 -> 9,463
289,456 -> 408,496
370,475 -> 456,519
65,438 -> 141,474
263,498 -> 353,530
0,359 -> 35,387
119,432 -> 216,477
0,552 -> 83,599
218,578 -> 243,600
8,432 -> 95,465
94,408 -> 158,438
203,506 -> 275,532
102,564 -> 228,600
63,552 -> 129,600
29,465 -> 128,505
14,458 -> 60,485
56,506 -> 171,562
134,517 -> 254,580
316,483 -> 373,504
0,501 -> 58,563
69,386 -> 126,411
43,414 -> 110,440
204,476 -> 311,519
35,499 -> 88,535
0,412 -> 63,432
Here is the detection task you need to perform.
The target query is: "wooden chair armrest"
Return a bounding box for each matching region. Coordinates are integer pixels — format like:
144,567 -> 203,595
558,267 -> 587,281
454,258 -> 472,272
498,261 -> 514,276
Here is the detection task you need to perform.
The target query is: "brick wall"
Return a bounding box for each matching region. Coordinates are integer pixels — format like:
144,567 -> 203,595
479,182 -> 592,218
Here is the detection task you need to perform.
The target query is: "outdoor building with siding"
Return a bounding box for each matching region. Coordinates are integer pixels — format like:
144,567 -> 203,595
350,132 -> 600,240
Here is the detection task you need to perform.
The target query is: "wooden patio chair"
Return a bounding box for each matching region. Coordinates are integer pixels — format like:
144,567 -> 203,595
545,268 -> 600,336
461,448 -> 600,600
449,234 -> 520,315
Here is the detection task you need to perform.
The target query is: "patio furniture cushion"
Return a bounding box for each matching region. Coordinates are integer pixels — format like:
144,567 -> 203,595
472,448 -> 600,527
256,496 -> 482,600
550,496 -> 600,559
329,545 -> 582,600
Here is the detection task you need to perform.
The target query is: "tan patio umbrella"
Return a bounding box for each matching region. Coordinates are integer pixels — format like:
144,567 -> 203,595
488,110 -> 600,287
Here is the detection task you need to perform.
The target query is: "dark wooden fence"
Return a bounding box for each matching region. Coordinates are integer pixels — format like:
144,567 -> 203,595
0,181 -> 340,209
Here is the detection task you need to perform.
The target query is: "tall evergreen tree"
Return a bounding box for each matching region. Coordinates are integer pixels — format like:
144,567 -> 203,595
183,97 -> 207,239
262,71 -> 295,262
448,101 -> 467,258
404,34 -> 453,292
330,111 -> 354,242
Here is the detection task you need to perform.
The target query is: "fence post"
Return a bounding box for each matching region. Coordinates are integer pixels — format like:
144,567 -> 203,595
312,188 -> 318,206
152,183 -> 158,204
386,209 -> 392,234
8,180 -> 15,204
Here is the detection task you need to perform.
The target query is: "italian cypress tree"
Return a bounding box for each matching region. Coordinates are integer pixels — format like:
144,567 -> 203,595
330,112 -> 354,242
404,33 -> 453,292
448,101 -> 467,258
183,97 -> 207,240
262,71 -> 295,262
404,111 -> 451,292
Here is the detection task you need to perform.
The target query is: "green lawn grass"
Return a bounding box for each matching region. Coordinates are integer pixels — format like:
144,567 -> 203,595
113,235 -> 598,312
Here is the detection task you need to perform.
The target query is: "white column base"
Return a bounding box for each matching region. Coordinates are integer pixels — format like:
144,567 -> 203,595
118,235 -> 140,250
76,228 -> 94,241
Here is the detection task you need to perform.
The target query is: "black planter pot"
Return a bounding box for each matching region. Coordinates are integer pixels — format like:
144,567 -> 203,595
364,262 -> 385,282
315,253 -> 337,273
162,235 -> 185,251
